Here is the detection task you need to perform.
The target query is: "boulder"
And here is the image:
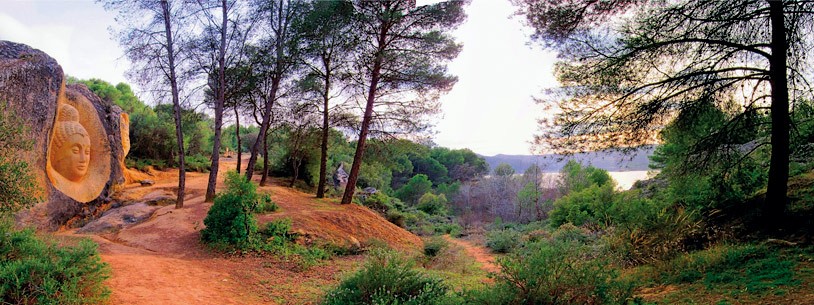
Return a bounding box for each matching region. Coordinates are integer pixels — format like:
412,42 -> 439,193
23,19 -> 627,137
0,40 -> 128,229
333,163 -> 349,189
77,202 -> 159,234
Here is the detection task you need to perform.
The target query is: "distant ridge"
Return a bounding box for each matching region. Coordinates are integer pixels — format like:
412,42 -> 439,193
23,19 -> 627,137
481,146 -> 655,173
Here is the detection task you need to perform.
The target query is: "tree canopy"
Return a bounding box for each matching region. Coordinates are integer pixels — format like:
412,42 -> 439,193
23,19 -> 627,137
513,0 -> 814,215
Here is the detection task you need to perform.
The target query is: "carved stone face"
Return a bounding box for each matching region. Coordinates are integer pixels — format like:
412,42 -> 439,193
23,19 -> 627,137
54,132 -> 91,181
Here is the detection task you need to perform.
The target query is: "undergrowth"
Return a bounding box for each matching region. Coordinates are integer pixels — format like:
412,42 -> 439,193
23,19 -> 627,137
0,221 -> 110,305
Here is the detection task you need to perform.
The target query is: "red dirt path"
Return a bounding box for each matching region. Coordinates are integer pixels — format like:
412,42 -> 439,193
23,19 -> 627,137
443,235 -> 500,274
64,157 -> 422,304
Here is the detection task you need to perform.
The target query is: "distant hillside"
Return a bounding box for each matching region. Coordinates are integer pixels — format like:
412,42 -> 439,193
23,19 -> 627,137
481,146 -> 655,173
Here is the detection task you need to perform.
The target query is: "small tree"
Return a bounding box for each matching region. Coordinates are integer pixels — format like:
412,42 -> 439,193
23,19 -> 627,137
340,0 -> 467,204
103,0 -> 190,208
394,174 -> 433,205
201,171 -> 267,248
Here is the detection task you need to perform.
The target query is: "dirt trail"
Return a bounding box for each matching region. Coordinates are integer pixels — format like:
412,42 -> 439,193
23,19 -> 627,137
61,157 -> 421,304
79,161 -> 269,305
443,235 -> 500,274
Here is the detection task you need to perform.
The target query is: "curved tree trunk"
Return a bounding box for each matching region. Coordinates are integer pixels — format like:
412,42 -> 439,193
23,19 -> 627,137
341,57 -> 382,204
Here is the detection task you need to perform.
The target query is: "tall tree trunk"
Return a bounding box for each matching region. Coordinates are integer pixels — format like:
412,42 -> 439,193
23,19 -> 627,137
161,0 -> 186,209
205,0 -> 228,202
245,0 -> 286,180
245,88 -> 274,180
316,62 -> 331,198
234,105 -> 242,173
766,1 -> 790,219
341,50 -> 383,204
261,129 -> 271,186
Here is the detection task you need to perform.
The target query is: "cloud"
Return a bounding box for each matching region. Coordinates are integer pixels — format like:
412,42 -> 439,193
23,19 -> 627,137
0,12 -> 77,74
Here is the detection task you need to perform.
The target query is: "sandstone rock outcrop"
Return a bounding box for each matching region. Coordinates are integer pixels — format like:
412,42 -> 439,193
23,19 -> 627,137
0,40 -> 127,229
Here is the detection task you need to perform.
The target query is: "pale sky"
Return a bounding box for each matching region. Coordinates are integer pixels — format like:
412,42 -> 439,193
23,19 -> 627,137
0,0 -> 558,156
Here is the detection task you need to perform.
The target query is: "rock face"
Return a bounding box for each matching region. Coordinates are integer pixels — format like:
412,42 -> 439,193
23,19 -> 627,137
333,163 -> 349,189
0,40 -> 127,229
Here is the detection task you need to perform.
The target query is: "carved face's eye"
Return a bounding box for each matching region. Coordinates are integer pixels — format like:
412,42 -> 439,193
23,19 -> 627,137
72,145 -> 80,154
85,147 -> 90,155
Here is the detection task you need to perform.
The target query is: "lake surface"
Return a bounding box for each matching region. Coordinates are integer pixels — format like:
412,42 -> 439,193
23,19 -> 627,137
539,171 -> 655,191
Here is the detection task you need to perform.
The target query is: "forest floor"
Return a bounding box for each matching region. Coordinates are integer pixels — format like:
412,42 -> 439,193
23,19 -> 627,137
61,157 -> 422,305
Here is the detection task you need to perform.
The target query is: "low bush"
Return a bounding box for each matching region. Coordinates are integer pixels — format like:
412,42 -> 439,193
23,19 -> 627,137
469,240 -> 634,305
259,218 -> 295,246
550,223 -> 593,244
254,196 -> 279,214
417,193 -> 448,216
322,249 -> 451,305
126,158 -> 168,171
485,228 -> 522,253
424,236 -> 449,257
201,171 -> 264,249
361,192 -> 398,214
386,209 -> 406,228
0,221 -> 110,304
184,154 -> 211,172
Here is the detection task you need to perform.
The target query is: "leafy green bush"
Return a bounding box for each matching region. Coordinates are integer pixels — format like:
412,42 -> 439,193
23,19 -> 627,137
424,236 -> 449,257
417,193 -> 448,216
360,192 -> 398,214
126,158 -> 168,171
470,240 -> 633,305
549,183 -> 615,228
184,154 -> 211,172
254,195 -> 279,214
386,209 -> 406,227
394,174 -> 433,205
259,218 -> 295,246
0,222 -> 110,304
550,223 -> 592,244
201,171 -> 265,249
486,228 -> 522,253
322,249 -> 450,305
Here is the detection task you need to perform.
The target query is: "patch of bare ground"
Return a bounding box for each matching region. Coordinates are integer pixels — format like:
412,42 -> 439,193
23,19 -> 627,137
442,235 -> 500,275
59,157 -> 421,304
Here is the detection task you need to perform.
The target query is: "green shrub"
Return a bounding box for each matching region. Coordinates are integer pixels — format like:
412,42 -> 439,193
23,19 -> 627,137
361,192 -> 397,214
386,209 -> 406,227
184,154 -> 211,172
424,236 -> 449,257
0,221 -> 110,304
394,174 -> 433,205
550,223 -> 592,244
470,240 -> 633,305
126,158 -> 168,171
201,171 -> 263,249
486,229 -> 522,253
549,183 -> 615,228
254,195 -> 279,214
417,193 -> 448,216
259,218 -> 295,245
322,249 -> 450,305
